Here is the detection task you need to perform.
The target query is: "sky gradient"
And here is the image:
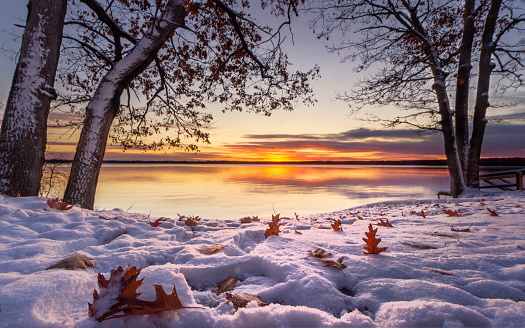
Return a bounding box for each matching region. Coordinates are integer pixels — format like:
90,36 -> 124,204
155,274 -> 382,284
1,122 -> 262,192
1,2 -> 524,162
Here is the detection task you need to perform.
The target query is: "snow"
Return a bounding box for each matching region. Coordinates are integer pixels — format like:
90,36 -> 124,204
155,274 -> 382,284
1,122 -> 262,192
0,191 -> 524,327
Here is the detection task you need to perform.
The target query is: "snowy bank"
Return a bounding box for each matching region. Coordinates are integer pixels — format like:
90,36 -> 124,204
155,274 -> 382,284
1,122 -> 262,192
0,192 -> 524,327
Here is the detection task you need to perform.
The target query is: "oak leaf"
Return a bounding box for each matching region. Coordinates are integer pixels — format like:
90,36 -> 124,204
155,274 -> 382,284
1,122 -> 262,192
264,213 -> 281,239
88,266 -> 190,322
376,219 -> 393,227
307,247 -> 332,259
225,293 -> 268,310
363,224 -> 387,255
47,198 -> 73,211
46,254 -> 95,270
185,217 -> 200,226
331,219 -> 343,231
198,244 -> 224,254
217,276 -> 239,295
148,217 -> 169,227
319,257 -> 347,270
451,224 -> 472,232
443,209 -> 461,217
487,208 -> 498,217
400,241 -> 443,249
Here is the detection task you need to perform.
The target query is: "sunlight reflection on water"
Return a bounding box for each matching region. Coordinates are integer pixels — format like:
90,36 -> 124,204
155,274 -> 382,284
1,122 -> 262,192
93,164 -> 454,220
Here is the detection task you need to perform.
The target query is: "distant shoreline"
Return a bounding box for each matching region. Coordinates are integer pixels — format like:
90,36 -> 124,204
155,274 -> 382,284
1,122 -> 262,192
46,157 -> 525,167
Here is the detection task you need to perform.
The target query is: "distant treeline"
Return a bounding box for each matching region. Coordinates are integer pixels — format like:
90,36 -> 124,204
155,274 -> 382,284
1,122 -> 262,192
46,157 -> 525,167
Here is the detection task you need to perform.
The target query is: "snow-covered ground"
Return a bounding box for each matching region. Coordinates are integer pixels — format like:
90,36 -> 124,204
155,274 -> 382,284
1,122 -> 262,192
0,191 -> 524,327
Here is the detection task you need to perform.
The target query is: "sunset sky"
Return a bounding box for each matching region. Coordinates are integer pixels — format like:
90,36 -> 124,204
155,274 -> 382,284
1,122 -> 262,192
1,2 -> 524,162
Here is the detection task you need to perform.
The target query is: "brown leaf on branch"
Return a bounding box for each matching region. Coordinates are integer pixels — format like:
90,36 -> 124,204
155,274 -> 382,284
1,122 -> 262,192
331,219 -> 343,231
264,214 -> 281,239
363,224 -> 387,255
217,276 -> 239,295
198,244 -> 224,254
47,198 -> 73,211
46,254 -> 95,270
88,266 -> 192,322
225,293 -> 268,310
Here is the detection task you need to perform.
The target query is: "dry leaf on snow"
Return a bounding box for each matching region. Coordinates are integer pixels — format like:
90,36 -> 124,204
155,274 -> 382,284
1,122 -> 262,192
217,276 -> 240,295
225,293 -> 268,310
46,254 -> 95,270
88,265 -> 193,322
487,208 -> 499,217
363,224 -> 387,255
376,219 -> 393,227
307,248 -> 332,259
451,224 -> 473,232
319,257 -> 347,270
443,209 -> 461,217
147,217 -> 170,227
198,244 -> 224,254
47,198 -> 73,211
400,241 -> 444,249
264,214 -> 281,239
331,219 -> 343,231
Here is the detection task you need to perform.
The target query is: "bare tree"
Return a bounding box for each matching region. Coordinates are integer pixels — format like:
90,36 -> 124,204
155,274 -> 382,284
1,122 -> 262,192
59,0 -> 317,209
305,0 -> 523,197
0,0 -> 67,196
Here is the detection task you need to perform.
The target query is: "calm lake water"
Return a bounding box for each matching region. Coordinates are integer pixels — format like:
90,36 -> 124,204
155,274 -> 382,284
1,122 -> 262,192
92,164 -> 457,220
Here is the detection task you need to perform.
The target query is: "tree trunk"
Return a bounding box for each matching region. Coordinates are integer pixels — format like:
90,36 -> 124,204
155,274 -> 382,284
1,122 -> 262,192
455,0 -> 476,177
466,0 -> 502,188
63,0 -> 187,209
0,0 -> 67,196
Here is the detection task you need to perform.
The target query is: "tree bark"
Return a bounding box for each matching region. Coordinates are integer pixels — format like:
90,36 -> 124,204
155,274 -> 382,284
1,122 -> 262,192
0,0 -> 67,196
455,0 -> 476,177
63,0 -> 187,209
466,0 -> 502,188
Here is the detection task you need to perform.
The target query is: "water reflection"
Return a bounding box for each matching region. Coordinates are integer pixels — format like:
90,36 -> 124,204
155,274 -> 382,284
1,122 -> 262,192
94,164 -> 452,220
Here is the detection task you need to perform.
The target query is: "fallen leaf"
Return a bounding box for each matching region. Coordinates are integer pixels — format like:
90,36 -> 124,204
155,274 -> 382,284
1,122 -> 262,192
363,224 -> 387,255
316,226 -> 331,229
400,241 -> 444,249
47,198 -> 73,211
319,257 -> 347,270
46,254 -> 95,270
148,217 -> 170,227
423,232 -> 458,238
308,247 -> 332,259
419,210 -> 426,219
198,244 -> 224,254
89,266 -> 192,322
225,293 -> 268,310
294,230 -> 302,234
185,217 -> 199,227
443,209 -> 461,217
486,208 -> 499,217
429,269 -> 457,276
264,214 -> 281,239
217,276 -> 239,295
331,219 -> 343,231
376,219 -> 393,227
240,216 -> 259,223
451,224 -> 473,232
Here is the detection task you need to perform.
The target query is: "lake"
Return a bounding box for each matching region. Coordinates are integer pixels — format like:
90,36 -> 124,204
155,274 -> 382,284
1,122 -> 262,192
91,164 -> 457,220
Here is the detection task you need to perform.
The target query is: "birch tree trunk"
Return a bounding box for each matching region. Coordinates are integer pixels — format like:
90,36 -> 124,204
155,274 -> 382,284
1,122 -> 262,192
63,0 -> 186,209
466,0 -> 502,188
0,0 -> 67,196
